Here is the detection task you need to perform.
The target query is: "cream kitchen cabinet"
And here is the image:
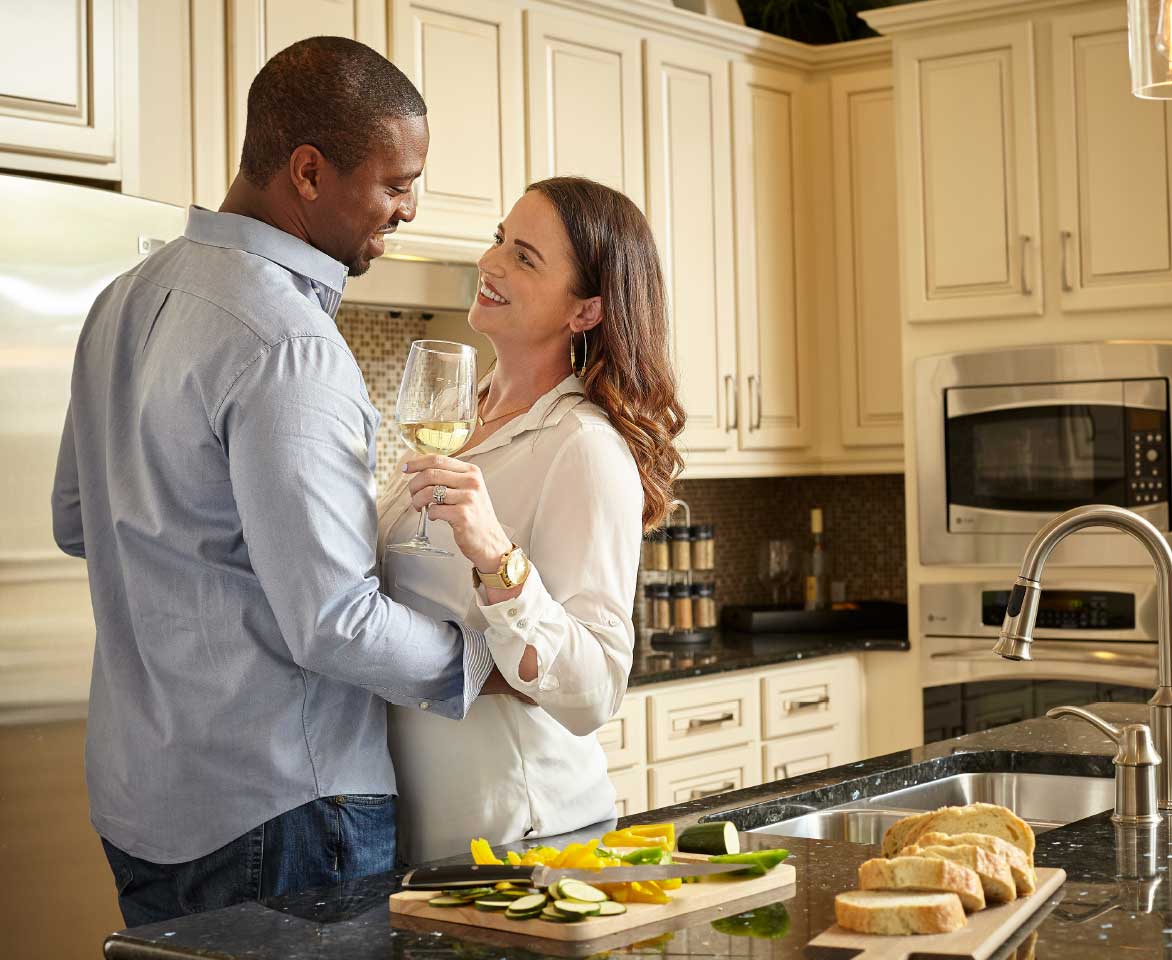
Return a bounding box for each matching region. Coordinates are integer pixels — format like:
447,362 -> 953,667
610,765 -> 650,818
645,38 -> 738,457
0,0 -> 136,184
648,742 -> 761,810
830,67 -> 902,448
524,8 -> 644,210
1051,6 -> 1172,313
893,22 -> 1043,322
390,0 -> 525,260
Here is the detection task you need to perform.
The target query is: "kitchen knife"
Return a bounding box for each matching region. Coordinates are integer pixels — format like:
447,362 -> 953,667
401,861 -> 757,890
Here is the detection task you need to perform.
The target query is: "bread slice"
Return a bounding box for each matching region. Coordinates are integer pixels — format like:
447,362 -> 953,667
900,842 -> 1016,903
881,803 -> 1036,867
835,890 -> 967,935
859,855 -> 985,912
916,831 -> 1037,897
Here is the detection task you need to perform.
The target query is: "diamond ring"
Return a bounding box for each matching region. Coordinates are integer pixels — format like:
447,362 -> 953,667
432,484 -> 448,505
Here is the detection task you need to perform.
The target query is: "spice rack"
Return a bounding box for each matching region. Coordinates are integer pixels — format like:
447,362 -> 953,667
634,499 -> 717,648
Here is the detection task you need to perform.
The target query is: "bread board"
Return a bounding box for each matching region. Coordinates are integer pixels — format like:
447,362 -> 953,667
804,866 -> 1065,959
389,852 -> 795,944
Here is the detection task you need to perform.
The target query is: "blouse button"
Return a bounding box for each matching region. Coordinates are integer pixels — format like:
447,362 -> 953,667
517,618 -> 529,630
607,618 -> 618,627
507,607 -> 519,618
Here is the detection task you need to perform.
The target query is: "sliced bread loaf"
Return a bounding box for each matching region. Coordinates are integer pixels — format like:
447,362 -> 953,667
915,831 -> 1037,897
859,855 -> 985,911
881,803 -> 1035,867
834,890 -> 967,935
900,842 -> 1016,903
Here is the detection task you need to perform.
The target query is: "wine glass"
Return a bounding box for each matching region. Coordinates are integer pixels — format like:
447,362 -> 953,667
757,538 -> 797,606
385,339 -> 478,558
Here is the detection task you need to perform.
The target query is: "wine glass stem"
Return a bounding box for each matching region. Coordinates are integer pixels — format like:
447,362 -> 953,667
415,503 -> 431,543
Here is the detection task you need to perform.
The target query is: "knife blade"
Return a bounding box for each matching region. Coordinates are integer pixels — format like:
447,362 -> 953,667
401,860 -> 754,890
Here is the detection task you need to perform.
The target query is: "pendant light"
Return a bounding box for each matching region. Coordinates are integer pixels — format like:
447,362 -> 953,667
1130,0 -> 1172,97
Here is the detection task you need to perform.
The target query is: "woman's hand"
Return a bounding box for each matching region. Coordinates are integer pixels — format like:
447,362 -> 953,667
404,455 -> 513,572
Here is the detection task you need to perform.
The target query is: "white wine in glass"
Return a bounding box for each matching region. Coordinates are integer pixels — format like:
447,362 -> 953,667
386,339 -> 478,558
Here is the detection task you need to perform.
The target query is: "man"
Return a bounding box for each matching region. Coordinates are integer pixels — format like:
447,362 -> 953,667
51,37 -> 492,927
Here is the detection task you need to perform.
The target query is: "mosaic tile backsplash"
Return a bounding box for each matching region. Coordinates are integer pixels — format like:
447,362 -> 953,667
335,303 -> 908,612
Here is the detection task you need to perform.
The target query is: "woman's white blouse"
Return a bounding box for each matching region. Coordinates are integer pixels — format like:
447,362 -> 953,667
376,374 -> 643,863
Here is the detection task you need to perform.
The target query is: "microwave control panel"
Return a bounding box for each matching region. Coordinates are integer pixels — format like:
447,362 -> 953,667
1128,406 -> 1169,506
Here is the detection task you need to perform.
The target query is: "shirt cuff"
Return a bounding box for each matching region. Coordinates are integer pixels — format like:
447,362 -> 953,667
456,622 -> 494,717
477,567 -> 561,692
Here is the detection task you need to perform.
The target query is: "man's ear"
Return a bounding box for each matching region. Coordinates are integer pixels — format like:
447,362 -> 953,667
288,144 -> 327,201
569,296 -> 604,333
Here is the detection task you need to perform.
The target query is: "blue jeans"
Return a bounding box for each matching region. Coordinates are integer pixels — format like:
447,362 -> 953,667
101,794 -> 396,928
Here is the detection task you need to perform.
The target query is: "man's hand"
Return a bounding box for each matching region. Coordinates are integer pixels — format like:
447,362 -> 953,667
479,666 -> 537,705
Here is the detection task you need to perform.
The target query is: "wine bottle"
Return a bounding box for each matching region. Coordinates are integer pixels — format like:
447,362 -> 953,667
804,507 -> 830,611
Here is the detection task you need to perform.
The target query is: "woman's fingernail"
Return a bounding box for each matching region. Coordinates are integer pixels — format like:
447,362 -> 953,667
402,462 -> 410,472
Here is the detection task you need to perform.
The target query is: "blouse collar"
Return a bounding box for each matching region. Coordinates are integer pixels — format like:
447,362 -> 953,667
461,373 -> 587,459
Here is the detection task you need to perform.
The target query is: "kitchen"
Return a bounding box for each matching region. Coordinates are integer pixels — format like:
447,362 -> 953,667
3,0 -> 1172,956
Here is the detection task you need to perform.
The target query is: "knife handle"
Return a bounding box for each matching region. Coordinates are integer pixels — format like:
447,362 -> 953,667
401,863 -> 539,889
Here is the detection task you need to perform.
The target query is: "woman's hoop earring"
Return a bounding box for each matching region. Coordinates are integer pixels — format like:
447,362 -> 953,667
570,330 -> 589,377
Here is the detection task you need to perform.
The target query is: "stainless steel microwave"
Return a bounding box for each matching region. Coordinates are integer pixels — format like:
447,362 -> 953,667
916,342 -> 1172,565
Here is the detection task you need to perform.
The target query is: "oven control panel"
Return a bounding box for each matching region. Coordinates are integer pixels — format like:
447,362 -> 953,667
981,589 -> 1135,631
1128,407 -> 1169,506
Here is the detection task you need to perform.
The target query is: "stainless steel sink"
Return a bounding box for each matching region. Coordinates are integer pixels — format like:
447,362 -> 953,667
753,772 -> 1115,842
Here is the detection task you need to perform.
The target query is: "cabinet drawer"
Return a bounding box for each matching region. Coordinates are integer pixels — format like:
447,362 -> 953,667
610,766 -> 649,818
762,659 -> 858,741
598,695 -> 647,771
648,676 -> 759,762
648,743 -> 761,809
762,728 -> 844,782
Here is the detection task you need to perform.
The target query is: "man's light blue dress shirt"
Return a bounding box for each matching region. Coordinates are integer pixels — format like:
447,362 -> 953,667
52,207 -> 492,863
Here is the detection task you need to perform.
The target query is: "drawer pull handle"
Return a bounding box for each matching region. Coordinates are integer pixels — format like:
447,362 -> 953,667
690,781 -> 737,800
785,696 -> 830,713
689,712 -> 736,729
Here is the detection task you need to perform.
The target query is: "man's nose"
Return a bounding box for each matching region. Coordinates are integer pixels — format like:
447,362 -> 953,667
396,190 -> 418,223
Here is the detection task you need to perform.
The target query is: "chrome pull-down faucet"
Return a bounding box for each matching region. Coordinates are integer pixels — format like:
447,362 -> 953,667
994,504 -> 1172,810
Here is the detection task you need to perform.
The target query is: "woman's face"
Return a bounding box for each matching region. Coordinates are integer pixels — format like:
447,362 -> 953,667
469,191 -> 582,350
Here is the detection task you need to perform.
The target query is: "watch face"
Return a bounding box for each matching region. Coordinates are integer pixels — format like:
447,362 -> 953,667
506,548 -> 527,583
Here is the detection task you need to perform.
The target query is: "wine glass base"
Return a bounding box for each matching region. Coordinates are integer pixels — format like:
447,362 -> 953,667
385,539 -> 453,558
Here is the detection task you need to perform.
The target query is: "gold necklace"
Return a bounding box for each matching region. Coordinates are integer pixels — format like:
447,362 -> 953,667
477,396 -> 534,428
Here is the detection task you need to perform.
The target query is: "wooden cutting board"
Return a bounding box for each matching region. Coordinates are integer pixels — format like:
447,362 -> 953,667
804,867 -> 1066,959
389,852 -> 795,943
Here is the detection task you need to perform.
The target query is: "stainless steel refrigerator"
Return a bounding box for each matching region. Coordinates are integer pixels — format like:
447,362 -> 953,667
0,173 -> 187,714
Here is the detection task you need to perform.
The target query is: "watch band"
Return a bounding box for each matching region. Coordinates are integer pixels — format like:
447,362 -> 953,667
472,543 -> 528,590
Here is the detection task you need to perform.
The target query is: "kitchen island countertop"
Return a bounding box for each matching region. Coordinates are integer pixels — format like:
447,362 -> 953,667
105,703 -> 1161,960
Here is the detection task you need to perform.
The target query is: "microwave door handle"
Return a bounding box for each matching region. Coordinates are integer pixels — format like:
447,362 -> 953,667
946,381 -> 1124,420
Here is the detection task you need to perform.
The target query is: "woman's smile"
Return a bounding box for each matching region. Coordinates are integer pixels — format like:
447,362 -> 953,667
477,276 -> 511,307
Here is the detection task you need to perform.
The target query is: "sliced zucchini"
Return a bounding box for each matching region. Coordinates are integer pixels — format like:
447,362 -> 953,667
540,905 -> 578,922
556,879 -> 608,903
677,822 -> 740,856
504,892 -> 549,920
428,896 -> 473,908
473,898 -> 515,911
596,901 -> 627,917
441,886 -> 495,900
553,900 -> 602,918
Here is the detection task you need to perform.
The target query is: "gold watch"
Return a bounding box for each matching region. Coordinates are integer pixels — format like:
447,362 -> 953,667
472,543 -> 530,590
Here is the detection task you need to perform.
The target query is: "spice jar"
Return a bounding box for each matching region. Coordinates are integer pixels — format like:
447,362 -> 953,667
668,525 -> 692,571
645,529 -> 670,571
691,524 -> 715,570
670,582 -> 694,630
646,583 -> 672,630
692,582 -> 717,629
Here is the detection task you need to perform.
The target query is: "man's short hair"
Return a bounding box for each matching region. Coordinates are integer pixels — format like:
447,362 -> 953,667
240,36 -> 426,187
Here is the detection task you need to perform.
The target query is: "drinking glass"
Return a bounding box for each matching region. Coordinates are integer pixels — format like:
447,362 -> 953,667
385,339 -> 478,558
757,538 -> 798,606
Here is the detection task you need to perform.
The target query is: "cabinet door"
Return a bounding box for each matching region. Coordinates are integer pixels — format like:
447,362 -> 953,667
731,61 -> 811,451
762,729 -> 851,782
647,674 -> 758,763
392,0 -> 525,253
609,766 -> 649,818
525,9 -> 644,210
831,68 -> 902,448
645,40 -> 737,455
896,23 -> 1042,321
1052,7 -> 1172,312
597,694 -> 647,771
0,0 -> 118,172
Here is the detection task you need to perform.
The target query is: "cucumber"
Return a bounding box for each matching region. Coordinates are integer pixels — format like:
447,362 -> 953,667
677,822 -> 740,856
596,901 -> 628,917
556,879 -> 608,903
553,900 -> 602,917
428,896 -> 472,908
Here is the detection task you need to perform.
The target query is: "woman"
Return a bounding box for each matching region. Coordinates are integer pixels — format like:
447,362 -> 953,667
377,176 -> 684,863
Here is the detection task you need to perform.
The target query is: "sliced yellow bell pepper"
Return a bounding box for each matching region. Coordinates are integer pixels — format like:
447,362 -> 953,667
470,838 -> 502,865
505,850 -> 522,866
601,823 -> 676,850
626,880 -> 671,904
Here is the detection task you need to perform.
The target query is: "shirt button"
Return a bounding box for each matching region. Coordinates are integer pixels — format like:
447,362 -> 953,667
607,618 -> 618,627
507,607 -> 519,618
516,618 -> 529,630
420,701 -> 430,711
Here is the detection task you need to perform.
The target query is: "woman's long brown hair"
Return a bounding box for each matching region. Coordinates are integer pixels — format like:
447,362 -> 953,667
527,176 -> 686,530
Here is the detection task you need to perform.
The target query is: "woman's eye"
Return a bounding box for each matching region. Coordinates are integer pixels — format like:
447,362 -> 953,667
517,249 -> 531,266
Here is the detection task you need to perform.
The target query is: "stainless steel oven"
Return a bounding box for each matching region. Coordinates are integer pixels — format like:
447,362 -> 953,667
916,341 -> 1172,565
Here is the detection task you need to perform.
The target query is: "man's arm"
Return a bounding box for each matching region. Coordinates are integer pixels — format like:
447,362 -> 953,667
51,402 -> 86,558
217,335 -> 491,719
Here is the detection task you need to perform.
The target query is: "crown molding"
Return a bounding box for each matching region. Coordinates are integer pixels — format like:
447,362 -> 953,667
861,0 -> 1092,36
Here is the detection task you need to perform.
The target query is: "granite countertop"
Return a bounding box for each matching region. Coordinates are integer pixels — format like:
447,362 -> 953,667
104,701 -> 1171,960
628,630 -> 909,687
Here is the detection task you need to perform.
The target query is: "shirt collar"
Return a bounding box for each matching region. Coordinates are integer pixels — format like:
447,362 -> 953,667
463,374 -> 587,459
183,206 -> 348,318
